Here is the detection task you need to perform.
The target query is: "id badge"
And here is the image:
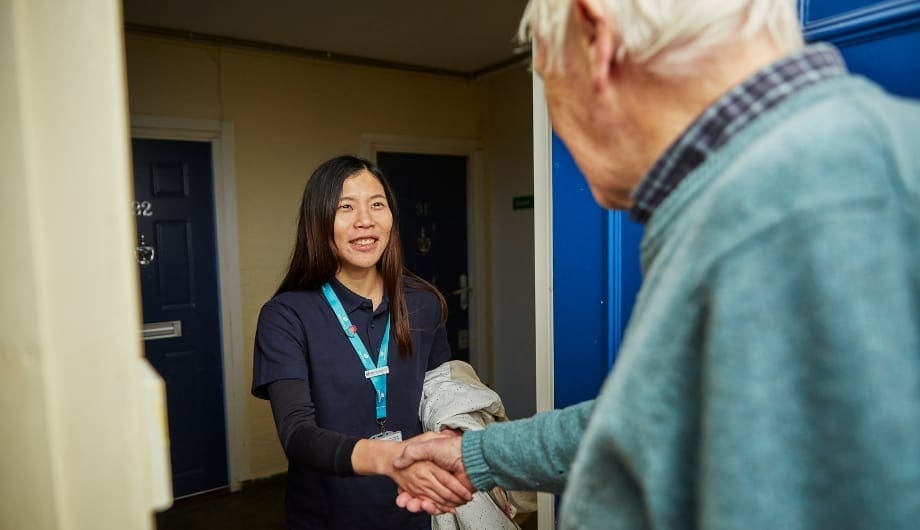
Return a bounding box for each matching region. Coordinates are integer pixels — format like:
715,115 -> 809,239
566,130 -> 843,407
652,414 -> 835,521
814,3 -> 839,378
370,430 -> 403,442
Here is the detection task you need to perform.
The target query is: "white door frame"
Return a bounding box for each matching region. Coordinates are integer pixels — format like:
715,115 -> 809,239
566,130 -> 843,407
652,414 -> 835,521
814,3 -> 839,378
531,75 -> 556,530
359,134 -> 492,383
130,115 -> 248,493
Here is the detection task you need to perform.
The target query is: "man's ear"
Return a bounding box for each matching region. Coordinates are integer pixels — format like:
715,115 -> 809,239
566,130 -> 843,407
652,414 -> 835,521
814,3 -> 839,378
573,0 -> 617,92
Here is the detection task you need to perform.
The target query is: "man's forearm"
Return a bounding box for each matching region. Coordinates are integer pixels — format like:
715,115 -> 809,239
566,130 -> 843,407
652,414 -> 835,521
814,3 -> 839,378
461,400 -> 595,494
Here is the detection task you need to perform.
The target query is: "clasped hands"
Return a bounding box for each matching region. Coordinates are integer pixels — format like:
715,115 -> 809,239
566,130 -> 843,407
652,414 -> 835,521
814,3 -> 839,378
386,430 -> 474,515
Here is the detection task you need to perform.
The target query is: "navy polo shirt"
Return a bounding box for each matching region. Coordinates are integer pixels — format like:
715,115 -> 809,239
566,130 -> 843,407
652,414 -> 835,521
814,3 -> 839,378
252,277 -> 450,529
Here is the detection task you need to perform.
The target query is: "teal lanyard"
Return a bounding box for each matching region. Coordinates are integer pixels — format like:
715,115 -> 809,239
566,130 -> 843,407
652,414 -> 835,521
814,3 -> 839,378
321,282 -> 391,425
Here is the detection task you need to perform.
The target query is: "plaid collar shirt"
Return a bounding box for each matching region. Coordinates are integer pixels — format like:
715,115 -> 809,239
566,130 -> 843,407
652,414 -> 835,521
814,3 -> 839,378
629,43 -> 849,224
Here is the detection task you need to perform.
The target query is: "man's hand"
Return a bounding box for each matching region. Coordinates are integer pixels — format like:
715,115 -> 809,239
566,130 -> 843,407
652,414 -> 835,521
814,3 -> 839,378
389,459 -> 470,514
390,432 -> 472,513
393,430 -> 475,515
352,432 -> 472,513
394,431 -> 468,480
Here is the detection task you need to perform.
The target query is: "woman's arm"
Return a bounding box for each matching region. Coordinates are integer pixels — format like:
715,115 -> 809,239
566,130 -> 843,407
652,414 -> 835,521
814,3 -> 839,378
268,379 -> 359,474
269,379 -> 471,511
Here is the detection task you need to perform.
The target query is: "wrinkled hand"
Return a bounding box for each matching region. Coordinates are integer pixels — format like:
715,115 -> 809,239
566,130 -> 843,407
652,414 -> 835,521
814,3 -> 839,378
393,430 -> 474,515
387,432 -> 472,514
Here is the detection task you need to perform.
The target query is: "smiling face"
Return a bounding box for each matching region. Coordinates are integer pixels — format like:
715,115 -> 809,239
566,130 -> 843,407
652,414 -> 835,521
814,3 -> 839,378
332,169 -> 393,276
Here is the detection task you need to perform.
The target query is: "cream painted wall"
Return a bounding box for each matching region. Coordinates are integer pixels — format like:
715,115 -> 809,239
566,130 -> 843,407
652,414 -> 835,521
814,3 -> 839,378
125,35 -> 484,479
475,66 -> 536,420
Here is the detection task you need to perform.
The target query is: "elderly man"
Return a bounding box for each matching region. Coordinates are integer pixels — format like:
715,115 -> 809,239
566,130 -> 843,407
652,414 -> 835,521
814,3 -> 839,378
396,0 -> 920,528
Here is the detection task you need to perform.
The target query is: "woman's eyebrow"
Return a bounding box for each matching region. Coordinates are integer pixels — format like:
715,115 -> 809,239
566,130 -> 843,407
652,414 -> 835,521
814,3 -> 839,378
340,194 -> 386,201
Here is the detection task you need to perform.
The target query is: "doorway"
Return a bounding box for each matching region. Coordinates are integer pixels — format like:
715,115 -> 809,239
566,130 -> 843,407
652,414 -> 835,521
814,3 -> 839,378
361,135 -> 490,380
132,138 -> 229,498
377,152 -> 471,362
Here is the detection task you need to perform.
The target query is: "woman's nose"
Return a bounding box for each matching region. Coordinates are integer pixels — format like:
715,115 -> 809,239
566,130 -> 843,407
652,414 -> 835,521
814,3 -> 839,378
354,206 -> 374,226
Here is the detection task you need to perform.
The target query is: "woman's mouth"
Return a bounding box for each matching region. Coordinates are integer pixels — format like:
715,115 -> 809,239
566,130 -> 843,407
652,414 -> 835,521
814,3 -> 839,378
350,237 -> 378,250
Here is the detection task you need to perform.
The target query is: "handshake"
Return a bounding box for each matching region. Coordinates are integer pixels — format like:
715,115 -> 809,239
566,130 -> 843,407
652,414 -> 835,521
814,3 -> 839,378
379,429 -> 474,515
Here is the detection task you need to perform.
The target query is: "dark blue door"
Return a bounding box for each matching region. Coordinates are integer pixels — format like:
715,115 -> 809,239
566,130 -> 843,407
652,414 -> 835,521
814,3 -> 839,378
132,138 -> 228,498
377,153 -> 470,363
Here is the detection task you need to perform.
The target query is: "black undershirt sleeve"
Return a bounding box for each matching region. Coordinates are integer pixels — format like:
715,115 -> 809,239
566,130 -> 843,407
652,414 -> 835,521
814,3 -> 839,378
267,378 -> 360,476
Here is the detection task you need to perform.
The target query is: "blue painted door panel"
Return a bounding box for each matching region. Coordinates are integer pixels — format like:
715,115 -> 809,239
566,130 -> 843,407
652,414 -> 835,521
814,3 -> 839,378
801,0 -> 892,23
133,139 -> 228,498
551,134 -> 643,409
802,0 -> 920,99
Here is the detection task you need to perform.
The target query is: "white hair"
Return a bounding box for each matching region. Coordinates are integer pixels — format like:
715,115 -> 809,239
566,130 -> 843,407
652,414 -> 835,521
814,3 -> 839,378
518,0 -> 803,76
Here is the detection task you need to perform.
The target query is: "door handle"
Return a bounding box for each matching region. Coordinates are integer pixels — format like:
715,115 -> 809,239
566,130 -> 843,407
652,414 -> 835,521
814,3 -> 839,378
451,274 -> 470,311
143,320 -> 182,341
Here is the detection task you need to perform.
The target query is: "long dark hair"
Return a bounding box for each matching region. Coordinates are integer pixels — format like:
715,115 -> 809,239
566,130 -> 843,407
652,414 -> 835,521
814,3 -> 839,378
276,155 -> 447,356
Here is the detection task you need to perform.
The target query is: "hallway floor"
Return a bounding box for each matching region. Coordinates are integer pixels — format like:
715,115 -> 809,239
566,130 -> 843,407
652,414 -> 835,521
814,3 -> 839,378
155,475 -> 538,529
155,476 -> 285,530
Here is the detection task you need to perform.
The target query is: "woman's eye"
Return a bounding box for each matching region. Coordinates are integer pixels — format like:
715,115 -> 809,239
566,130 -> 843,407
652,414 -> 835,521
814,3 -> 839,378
372,201 -> 386,208
338,204 -> 352,210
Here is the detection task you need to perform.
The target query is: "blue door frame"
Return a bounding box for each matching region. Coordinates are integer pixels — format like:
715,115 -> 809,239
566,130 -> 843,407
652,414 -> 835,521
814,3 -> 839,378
800,0 -> 920,99
548,0 -> 920,410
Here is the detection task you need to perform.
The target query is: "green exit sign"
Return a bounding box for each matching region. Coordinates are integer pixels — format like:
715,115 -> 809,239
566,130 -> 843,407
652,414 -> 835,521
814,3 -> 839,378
512,195 -> 534,210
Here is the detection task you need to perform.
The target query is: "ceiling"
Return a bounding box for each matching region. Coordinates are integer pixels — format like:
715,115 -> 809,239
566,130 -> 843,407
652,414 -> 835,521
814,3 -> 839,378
123,0 -> 532,78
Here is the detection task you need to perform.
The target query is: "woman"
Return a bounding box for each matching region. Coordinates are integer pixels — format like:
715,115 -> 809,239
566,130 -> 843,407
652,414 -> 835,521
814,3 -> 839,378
251,155 -> 470,529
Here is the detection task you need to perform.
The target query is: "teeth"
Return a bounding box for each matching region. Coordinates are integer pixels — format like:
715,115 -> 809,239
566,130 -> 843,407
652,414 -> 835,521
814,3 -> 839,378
353,238 -> 375,245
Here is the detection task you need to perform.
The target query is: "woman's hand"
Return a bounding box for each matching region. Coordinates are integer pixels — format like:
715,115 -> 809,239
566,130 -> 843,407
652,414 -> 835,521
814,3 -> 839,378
389,432 -> 473,510
390,459 -> 470,514
392,429 -> 473,515
351,432 -> 473,513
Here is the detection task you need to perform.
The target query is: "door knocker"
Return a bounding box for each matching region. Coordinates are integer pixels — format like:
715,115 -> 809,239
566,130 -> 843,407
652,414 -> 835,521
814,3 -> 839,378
136,234 -> 156,266
416,226 -> 432,255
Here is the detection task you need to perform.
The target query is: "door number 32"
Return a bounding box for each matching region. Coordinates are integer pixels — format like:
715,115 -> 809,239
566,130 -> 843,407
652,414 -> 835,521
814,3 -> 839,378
132,200 -> 153,217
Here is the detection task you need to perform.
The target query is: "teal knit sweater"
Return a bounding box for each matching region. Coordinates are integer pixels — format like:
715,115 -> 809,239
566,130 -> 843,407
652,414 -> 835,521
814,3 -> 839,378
462,75 -> 920,529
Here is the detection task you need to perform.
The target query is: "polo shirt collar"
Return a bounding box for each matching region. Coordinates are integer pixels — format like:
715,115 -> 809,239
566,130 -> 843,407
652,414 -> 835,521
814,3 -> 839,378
328,277 -> 390,315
